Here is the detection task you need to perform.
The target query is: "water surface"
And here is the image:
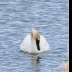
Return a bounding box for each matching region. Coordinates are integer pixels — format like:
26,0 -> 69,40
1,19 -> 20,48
0,0 -> 69,72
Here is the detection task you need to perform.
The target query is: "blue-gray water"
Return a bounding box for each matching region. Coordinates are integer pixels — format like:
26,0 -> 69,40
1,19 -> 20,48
0,0 -> 69,72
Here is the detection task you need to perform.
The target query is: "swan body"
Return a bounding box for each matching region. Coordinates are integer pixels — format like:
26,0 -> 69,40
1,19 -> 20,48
20,29 -> 49,53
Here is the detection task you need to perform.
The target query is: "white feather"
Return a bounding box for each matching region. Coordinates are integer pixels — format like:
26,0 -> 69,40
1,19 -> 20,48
20,30 -> 49,53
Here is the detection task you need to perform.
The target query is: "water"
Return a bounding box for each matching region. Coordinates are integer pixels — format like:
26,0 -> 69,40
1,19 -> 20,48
0,0 -> 69,72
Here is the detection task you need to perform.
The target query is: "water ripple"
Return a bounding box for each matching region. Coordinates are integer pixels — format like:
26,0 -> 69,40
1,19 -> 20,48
0,0 -> 69,72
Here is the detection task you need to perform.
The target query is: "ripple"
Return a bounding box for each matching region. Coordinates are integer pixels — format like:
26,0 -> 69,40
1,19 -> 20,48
0,0 -> 69,72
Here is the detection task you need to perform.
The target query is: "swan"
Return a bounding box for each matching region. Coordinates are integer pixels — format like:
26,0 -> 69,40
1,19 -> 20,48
20,29 -> 49,53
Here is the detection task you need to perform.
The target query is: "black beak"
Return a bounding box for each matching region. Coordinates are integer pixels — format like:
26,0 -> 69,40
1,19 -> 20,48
36,38 -> 40,51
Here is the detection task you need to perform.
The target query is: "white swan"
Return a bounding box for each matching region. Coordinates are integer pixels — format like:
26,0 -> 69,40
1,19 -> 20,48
20,29 -> 49,53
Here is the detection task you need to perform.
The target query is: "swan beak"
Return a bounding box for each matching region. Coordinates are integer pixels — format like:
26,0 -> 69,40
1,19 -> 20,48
36,38 -> 40,51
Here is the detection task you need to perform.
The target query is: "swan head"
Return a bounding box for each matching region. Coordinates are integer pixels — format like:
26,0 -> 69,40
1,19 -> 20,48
31,29 -> 40,51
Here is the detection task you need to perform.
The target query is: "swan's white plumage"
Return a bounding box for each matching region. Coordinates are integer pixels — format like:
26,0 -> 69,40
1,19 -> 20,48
20,29 -> 49,53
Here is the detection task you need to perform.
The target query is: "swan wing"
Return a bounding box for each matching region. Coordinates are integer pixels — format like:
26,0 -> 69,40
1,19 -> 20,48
20,35 -> 31,53
40,35 -> 49,52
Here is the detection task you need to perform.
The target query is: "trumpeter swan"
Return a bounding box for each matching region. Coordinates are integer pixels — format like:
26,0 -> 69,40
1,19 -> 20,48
20,29 -> 49,53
